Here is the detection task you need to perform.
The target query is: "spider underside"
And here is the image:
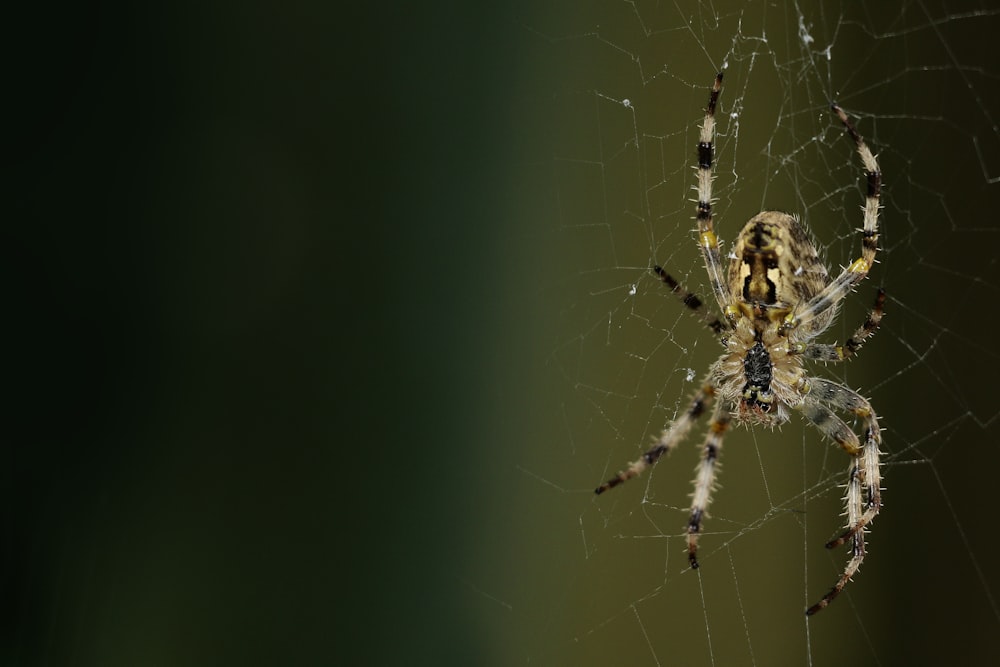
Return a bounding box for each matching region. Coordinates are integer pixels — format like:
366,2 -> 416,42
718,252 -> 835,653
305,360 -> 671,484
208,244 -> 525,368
596,72 -> 884,617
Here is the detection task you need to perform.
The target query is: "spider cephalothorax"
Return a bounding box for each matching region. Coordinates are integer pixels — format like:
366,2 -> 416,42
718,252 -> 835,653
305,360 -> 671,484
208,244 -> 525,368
741,341 -> 774,413
596,72 -> 884,617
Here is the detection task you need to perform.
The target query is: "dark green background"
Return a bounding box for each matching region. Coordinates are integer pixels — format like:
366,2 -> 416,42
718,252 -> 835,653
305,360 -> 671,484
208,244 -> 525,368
9,2 -> 524,664
9,2 -> 1000,665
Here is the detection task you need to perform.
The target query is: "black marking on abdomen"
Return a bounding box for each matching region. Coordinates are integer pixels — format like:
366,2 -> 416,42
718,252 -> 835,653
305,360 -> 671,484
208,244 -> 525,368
739,221 -> 780,305
742,272 -> 776,304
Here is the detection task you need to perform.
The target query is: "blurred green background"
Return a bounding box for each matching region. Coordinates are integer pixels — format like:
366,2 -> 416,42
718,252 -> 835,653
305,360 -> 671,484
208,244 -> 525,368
8,1 -> 1000,665
9,2 -> 523,663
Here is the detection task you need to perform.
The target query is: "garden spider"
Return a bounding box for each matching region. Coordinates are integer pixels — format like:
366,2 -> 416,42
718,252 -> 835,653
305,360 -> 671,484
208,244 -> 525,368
595,72 -> 884,616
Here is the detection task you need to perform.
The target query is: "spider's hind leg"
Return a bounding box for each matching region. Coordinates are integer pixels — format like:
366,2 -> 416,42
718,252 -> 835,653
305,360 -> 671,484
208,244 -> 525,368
799,380 -> 883,615
807,379 -> 883,550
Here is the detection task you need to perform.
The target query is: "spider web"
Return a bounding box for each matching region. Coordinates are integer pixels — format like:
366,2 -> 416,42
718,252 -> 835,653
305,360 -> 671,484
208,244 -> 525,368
474,1 -> 1000,664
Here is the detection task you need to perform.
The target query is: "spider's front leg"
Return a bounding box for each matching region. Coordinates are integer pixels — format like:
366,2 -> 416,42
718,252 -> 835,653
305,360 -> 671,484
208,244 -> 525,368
686,400 -> 733,568
784,103 -> 881,335
693,71 -> 734,314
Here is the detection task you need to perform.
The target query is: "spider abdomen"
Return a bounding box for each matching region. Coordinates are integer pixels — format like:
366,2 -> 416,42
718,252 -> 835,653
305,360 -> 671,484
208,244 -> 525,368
728,212 -> 830,315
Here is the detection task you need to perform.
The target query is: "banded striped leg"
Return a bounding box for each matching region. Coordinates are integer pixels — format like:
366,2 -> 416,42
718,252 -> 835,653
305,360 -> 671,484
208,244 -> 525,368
694,72 -> 733,313
786,104 -> 881,334
686,400 -> 732,569
806,379 -> 883,546
798,379 -> 883,616
596,383 -> 716,495
653,266 -> 727,335
801,288 -> 886,362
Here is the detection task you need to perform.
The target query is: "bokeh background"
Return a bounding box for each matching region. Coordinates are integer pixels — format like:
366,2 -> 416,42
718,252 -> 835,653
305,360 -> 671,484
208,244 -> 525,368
8,1 -> 1000,665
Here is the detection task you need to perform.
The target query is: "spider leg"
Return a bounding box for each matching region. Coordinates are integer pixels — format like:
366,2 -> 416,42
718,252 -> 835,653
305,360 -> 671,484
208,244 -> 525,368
785,104 -> 881,334
800,288 -> 886,362
596,383 -> 716,494
799,379 -> 883,615
693,72 -> 734,314
686,399 -> 732,569
806,379 -> 883,547
653,266 -> 728,335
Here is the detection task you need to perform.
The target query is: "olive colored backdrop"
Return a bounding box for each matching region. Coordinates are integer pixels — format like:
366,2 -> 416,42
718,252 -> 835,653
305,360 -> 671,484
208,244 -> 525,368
9,1 -> 1000,665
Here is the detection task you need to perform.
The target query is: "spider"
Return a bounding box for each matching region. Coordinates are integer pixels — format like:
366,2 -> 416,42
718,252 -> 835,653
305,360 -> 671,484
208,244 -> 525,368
595,72 -> 884,616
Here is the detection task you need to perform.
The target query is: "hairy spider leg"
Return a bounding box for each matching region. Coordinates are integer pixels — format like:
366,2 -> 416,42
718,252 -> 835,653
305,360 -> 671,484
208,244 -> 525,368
801,288 -> 886,361
785,104 -> 881,336
653,266 -> 728,335
686,399 -> 733,568
694,72 -> 734,315
801,378 -> 882,615
595,383 -> 716,494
